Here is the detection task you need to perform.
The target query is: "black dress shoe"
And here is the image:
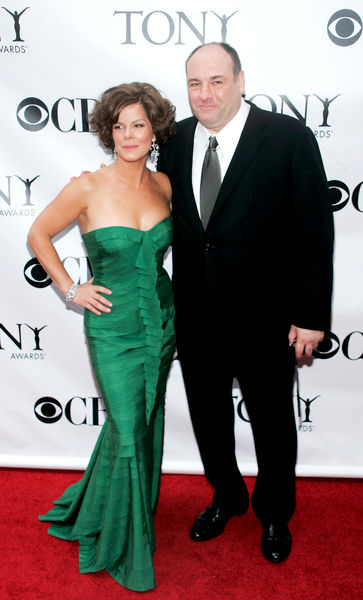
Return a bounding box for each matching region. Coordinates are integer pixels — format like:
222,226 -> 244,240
190,503 -> 246,542
261,523 -> 292,563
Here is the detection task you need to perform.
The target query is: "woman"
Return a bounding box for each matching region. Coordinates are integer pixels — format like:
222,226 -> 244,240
28,83 -> 176,592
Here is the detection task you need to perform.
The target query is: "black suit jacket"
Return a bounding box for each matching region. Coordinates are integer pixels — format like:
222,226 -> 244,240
158,103 -> 334,360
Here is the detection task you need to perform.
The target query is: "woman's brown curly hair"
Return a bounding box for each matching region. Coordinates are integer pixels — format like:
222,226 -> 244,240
88,82 -> 176,154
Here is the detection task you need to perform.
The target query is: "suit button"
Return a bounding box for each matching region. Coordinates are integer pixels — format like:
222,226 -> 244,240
205,243 -> 215,251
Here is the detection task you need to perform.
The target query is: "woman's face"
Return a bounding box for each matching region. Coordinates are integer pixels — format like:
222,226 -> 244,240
112,102 -> 154,163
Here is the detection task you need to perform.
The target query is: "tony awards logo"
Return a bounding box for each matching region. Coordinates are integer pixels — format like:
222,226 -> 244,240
113,10 -> 239,45
0,322 -> 47,360
247,93 -> 341,139
0,6 -> 29,54
297,395 -> 320,432
0,174 -> 39,217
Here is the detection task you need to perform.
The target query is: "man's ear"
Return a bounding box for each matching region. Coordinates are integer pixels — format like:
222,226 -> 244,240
237,70 -> 245,95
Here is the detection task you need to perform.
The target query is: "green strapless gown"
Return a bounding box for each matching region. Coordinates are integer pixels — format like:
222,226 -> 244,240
39,217 -> 175,592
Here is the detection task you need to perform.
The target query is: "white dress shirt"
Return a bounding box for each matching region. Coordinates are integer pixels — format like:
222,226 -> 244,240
192,100 -> 250,215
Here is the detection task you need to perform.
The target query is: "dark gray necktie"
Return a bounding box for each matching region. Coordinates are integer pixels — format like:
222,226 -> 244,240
200,136 -> 221,229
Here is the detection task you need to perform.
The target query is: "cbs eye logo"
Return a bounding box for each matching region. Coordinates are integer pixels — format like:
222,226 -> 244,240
327,10 -> 362,46
329,180 -> 363,213
313,332 -> 340,359
24,256 -> 91,288
17,98 -> 49,131
16,97 -> 95,132
313,331 -> 363,361
34,397 -> 62,423
24,258 -> 52,288
34,396 -> 107,426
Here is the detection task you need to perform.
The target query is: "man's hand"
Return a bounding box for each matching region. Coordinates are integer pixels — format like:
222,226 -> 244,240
288,325 -> 324,359
70,164 -> 106,181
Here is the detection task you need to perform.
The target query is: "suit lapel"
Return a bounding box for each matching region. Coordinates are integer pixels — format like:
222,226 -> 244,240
208,104 -> 268,227
178,117 -> 204,231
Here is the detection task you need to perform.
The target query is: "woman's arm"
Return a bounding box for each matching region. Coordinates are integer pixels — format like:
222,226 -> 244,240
28,176 -> 112,315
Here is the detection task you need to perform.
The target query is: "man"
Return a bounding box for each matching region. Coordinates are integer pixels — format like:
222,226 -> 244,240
158,43 -> 334,562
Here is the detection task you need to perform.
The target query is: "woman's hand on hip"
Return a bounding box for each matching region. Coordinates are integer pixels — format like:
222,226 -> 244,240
72,278 -> 112,315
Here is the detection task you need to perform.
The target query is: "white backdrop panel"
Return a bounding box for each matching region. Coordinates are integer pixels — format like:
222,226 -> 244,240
0,0 -> 362,476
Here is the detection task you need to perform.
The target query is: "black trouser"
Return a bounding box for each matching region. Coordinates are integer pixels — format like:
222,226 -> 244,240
179,336 -> 297,524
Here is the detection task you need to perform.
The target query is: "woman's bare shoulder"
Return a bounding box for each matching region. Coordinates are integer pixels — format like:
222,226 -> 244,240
151,170 -> 171,195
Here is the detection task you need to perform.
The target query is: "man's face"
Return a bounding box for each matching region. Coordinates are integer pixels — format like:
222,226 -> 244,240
186,44 -> 245,133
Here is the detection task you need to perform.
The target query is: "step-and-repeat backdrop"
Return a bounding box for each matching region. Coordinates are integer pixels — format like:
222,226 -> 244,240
1,1 -> 362,476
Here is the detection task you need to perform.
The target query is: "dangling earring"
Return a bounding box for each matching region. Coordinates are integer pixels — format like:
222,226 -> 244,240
113,148 -> 117,161
150,140 -> 159,164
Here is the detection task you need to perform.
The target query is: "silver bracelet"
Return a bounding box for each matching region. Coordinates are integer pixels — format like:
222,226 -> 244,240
65,282 -> 79,303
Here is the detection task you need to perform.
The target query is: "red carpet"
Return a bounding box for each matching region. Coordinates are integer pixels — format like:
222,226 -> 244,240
1,469 -> 362,599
